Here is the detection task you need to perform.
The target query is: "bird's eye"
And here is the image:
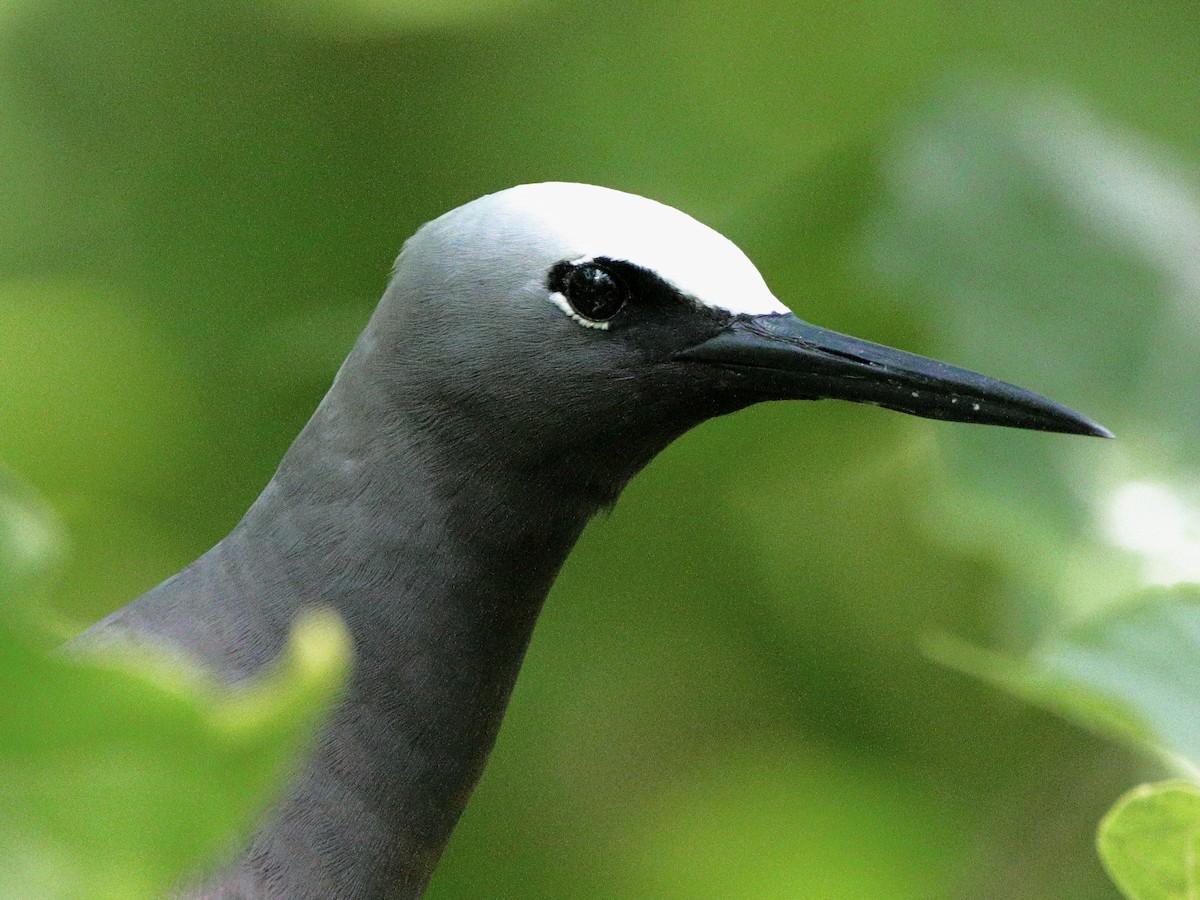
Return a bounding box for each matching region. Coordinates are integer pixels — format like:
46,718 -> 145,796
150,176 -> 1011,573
562,262 -> 627,324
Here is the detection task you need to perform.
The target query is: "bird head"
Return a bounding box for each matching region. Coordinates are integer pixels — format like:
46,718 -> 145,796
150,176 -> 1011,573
357,182 -> 1106,500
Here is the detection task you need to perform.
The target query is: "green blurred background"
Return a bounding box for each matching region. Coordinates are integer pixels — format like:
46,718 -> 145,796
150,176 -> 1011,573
2,0 -> 1198,896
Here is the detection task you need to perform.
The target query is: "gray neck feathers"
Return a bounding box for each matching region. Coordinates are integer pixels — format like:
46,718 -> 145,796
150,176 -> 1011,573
91,299 -> 636,897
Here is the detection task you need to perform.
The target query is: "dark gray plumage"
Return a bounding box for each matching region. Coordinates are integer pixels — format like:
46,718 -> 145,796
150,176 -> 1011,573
76,183 -> 1108,898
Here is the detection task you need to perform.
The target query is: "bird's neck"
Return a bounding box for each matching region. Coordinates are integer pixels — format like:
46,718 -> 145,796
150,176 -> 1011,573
152,368 -> 622,897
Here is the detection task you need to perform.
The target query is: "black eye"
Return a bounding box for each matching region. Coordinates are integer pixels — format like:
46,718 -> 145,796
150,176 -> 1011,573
562,262 -> 628,323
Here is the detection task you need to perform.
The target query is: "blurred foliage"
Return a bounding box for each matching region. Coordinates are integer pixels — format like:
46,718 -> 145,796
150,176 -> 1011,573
865,80 -> 1200,635
0,467 -> 62,605
932,590 -> 1200,899
929,589 -> 1200,771
0,473 -> 351,899
0,0 -> 1198,896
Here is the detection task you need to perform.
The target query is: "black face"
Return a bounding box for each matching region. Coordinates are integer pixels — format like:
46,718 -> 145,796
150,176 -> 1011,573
548,257 -> 732,358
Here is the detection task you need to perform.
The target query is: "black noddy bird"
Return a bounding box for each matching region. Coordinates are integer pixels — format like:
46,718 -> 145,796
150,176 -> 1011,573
77,182 -> 1109,898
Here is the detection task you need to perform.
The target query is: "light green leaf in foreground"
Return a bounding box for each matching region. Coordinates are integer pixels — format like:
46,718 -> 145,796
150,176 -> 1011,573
0,609 -> 351,900
0,473 -> 352,900
1097,781 -> 1200,900
926,586 -> 1200,770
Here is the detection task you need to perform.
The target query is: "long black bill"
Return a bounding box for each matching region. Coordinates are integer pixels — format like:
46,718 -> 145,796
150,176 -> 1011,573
678,313 -> 1111,438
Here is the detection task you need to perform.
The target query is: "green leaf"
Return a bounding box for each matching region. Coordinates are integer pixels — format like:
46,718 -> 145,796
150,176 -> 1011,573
0,470 -> 352,900
1098,781 -> 1200,900
0,608 -> 351,899
927,587 -> 1200,770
